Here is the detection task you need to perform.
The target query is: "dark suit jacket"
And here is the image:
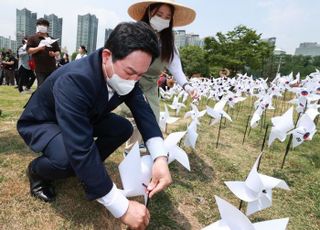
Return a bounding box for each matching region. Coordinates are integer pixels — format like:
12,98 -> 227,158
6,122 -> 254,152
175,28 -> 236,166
17,48 -> 162,200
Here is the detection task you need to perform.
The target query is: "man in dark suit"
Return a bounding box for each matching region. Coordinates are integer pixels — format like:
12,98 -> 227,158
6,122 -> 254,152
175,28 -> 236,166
17,21 -> 171,229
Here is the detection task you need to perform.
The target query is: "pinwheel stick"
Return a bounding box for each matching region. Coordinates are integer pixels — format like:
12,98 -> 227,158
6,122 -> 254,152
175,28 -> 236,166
142,183 -> 150,208
260,124 -> 269,154
216,114 -> 223,148
242,115 -> 251,145
239,200 -> 244,211
281,112 -> 302,169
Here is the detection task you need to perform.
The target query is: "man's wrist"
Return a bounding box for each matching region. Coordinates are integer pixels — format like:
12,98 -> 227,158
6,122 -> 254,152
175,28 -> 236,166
154,155 -> 169,163
145,137 -> 168,161
96,184 -> 129,218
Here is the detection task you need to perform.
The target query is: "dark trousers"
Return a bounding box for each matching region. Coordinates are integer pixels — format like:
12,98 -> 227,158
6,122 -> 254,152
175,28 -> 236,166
0,69 -> 4,85
18,66 -> 36,92
35,72 -> 50,87
31,113 -> 133,181
4,69 -> 15,85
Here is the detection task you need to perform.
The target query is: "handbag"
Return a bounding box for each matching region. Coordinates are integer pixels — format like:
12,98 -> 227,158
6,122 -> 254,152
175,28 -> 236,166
28,57 -> 36,71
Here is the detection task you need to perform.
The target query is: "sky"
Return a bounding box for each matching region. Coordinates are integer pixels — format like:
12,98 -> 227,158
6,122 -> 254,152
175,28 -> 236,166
1,0 -> 319,54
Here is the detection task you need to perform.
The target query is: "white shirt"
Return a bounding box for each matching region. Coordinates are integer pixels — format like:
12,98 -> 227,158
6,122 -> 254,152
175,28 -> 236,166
97,82 -> 167,218
75,53 -> 87,60
167,49 -> 188,87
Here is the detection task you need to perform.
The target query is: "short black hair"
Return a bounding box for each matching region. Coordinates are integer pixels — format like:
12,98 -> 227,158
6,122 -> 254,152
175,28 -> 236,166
22,36 -> 28,44
36,18 -> 50,27
104,21 -> 159,63
80,45 -> 87,53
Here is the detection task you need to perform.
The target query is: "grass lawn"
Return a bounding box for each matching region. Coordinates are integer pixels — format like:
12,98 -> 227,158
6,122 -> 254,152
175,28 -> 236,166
0,85 -> 319,229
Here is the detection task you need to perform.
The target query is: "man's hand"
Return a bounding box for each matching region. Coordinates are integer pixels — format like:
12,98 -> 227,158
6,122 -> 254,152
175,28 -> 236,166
28,46 -> 45,55
147,156 -> 172,198
120,200 -> 150,230
185,84 -> 199,100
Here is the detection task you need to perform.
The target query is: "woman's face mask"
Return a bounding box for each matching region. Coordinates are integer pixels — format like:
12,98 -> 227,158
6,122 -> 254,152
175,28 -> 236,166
150,15 -> 170,32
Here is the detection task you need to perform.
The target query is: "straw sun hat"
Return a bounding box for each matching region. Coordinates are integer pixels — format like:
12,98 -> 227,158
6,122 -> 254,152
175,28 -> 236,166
128,0 -> 196,27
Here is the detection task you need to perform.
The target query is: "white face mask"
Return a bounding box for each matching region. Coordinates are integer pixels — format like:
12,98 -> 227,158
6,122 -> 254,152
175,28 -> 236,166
150,15 -> 170,32
105,58 -> 136,96
37,25 -> 48,33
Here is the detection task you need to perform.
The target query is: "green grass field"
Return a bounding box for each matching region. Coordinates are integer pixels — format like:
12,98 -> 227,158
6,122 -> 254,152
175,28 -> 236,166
0,85 -> 319,229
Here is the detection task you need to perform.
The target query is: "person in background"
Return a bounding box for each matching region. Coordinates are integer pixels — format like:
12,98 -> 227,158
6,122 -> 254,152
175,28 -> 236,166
0,52 -> 5,85
17,21 -> 171,230
157,70 -> 168,91
122,0 -> 199,153
58,53 -> 69,67
1,49 -> 15,86
27,18 -> 60,87
75,45 -> 88,60
219,68 -> 230,80
17,37 -> 36,93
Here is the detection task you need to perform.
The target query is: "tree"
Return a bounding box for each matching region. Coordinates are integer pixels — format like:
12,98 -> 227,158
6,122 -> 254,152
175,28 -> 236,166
204,25 -> 274,77
279,55 -> 320,77
179,45 -> 209,77
71,52 -> 78,61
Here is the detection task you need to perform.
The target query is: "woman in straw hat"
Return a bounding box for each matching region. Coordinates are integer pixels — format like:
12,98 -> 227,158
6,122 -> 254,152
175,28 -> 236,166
123,0 -> 199,153
128,0 -> 198,117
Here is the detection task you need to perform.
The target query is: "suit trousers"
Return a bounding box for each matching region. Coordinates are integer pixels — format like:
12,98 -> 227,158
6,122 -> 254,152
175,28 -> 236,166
31,113 -> 133,181
18,66 -> 36,92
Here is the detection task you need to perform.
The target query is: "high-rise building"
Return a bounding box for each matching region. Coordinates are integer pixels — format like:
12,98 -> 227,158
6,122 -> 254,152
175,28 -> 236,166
295,42 -> 320,57
174,30 -> 204,48
186,33 -> 201,46
16,8 -> 37,47
0,36 -> 17,53
44,14 -> 63,46
174,30 -> 186,49
76,14 -> 98,54
104,28 -> 113,44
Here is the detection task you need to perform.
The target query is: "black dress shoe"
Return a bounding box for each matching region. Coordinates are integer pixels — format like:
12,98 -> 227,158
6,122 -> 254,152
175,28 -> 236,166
26,162 -> 56,202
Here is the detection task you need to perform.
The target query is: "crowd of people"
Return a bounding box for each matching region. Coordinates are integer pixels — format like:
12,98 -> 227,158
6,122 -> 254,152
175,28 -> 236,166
0,18 -> 87,92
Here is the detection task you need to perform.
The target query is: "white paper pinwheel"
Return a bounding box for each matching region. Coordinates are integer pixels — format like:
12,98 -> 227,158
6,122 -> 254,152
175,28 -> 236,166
159,87 -> 174,100
119,142 -> 153,204
268,107 -> 294,146
38,37 -> 59,47
178,89 -> 190,103
164,131 -> 190,171
202,196 -> 289,230
159,104 -> 179,132
305,104 -> 320,121
184,120 -> 199,150
250,106 -> 263,128
226,94 -> 246,108
184,103 -> 206,123
288,114 -> 316,148
168,96 -> 186,116
206,100 -> 232,125
289,72 -> 300,86
225,153 -> 290,216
